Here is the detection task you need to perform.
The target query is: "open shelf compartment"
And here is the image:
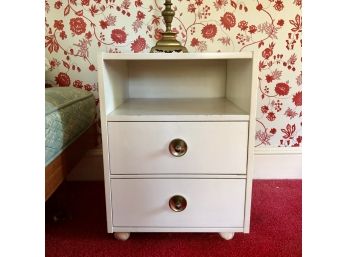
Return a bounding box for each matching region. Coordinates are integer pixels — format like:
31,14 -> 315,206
99,53 -> 254,122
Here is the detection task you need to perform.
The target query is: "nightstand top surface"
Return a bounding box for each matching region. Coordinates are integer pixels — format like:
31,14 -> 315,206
101,52 -> 253,60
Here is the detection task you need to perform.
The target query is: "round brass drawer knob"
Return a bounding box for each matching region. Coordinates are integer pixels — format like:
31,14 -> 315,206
169,195 -> 187,212
169,138 -> 187,157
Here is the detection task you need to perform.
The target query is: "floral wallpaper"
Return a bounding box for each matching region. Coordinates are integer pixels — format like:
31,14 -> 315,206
45,0 -> 302,148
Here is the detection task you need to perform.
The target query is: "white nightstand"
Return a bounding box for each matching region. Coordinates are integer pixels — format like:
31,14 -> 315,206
97,52 -> 257,240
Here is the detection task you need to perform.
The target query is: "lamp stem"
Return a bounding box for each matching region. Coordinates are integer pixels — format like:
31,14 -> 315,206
162,0 -> 174,32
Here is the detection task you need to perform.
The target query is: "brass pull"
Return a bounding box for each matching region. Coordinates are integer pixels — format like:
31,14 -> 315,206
169,138 -> 187,157
169,195 -> 187,212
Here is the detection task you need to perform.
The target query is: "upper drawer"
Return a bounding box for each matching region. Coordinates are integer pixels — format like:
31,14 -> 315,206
107,121 -> 248,175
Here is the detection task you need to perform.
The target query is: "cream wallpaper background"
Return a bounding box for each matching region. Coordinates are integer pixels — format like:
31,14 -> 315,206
45,0 -> 302,148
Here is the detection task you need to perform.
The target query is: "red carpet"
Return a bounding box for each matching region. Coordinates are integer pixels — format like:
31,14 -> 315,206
45,180 -> 301,257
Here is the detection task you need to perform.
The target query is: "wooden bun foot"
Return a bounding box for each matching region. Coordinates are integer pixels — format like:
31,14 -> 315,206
219,232 -> 235,240
113,232 -> 130,241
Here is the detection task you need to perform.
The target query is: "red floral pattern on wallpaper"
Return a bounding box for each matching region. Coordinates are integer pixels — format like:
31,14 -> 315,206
45,0 -> 302,148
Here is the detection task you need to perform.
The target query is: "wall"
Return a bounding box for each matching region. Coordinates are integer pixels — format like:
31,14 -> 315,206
45,0 -> 302,177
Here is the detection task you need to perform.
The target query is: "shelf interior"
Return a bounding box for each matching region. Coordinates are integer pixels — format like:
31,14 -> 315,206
102,58 -> 253,121
107,98 -> 249,121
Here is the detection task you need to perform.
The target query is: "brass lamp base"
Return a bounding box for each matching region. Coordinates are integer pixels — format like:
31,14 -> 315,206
150,32 -> 188,53
150,0 -> 188,53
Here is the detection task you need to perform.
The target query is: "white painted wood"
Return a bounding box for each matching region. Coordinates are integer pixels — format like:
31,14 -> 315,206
110,174 -> 247,179
226,59 -> 253,113
97,54 -> 113,233
111,179 -> 246,228
102,60 -> 129,115
254,148 -> 302,179
107,98 -> 249,121
102,52 -> 252,60
243,52 -> 258,233
112,227 -> 244,233
108,121 -> 248,174
128,60 -> 226,98
255,147 -> 302,155
219,232 -> 235,240
97,52 -> 257,235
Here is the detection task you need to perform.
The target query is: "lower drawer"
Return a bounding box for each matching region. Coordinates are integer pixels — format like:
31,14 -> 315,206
111,178 -> 245,228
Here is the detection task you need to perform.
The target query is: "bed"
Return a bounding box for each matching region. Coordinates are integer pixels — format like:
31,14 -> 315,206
45,87 -> 97,201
